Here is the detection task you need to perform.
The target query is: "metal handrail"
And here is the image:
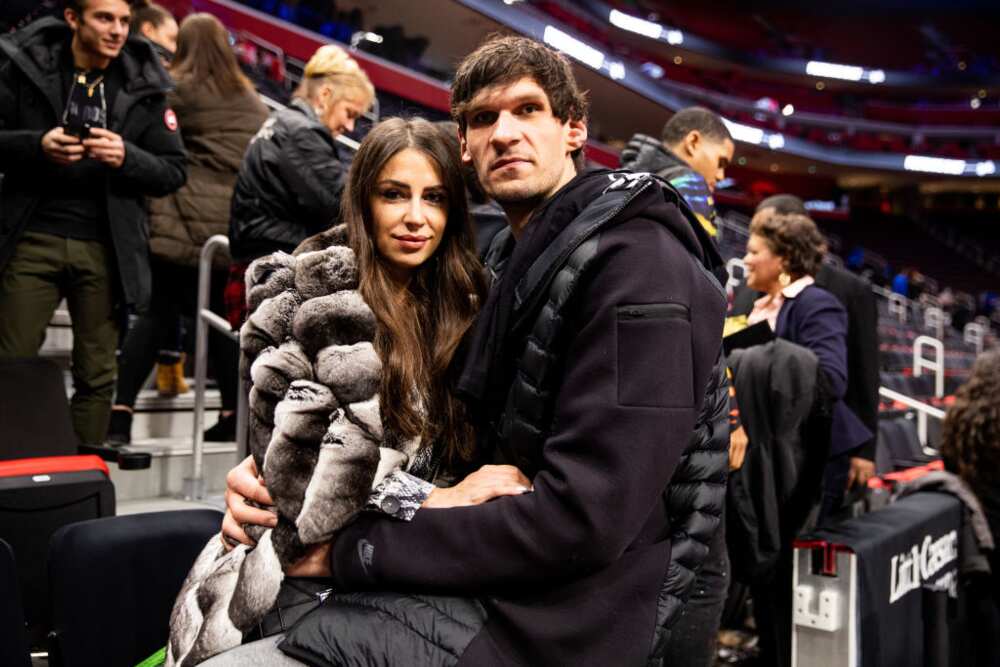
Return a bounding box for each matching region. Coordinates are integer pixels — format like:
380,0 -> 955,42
878,386 -> 946,455
913,335 -> 945,399
183,235 -> 246,501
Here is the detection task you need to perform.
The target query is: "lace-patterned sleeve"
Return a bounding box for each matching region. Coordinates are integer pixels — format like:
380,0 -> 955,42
365,470 -> 435,521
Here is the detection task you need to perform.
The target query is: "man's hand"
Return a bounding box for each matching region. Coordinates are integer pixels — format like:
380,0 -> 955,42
421,464 -> 532,509
846,457 -> 875,490
728,425 -> 749,471
41,127 -> 85,165
220,455 -> 277,551
83,128 -> 126,168
285,542 -> 332,578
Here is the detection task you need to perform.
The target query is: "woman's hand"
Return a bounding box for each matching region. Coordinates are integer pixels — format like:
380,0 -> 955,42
285,542 -> 332,578
220,455 -> 277,551
846,457 -> 875,490
421,465 -> 533,509
729,426 -> 749,471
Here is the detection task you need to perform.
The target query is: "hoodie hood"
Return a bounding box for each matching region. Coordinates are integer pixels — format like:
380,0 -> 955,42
529,167 -> 722,275
620,133 -> 687,175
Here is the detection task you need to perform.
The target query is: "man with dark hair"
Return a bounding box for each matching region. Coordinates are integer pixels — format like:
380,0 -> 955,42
223,34 -> 729,666
732,194 -> 880,504
621,105 -> 734,237
0,0 -> 186,445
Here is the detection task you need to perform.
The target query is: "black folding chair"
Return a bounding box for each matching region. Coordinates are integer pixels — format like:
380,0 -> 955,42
0,538 -> 31,667
47,509 -> 223,667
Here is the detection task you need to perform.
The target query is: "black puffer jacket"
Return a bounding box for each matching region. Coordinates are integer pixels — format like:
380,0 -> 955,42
324,171 -> 729,666
0,17 -> 186,312
228,97 -> 347,262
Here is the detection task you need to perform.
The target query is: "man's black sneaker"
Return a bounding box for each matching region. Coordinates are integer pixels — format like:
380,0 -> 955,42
204,413 -> 237,442
106,409 -> 133,446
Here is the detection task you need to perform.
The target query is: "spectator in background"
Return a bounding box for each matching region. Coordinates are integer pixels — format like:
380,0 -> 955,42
892,267 -> 910,297
107,12 -> 269,445
0,0 -> 186,445
740,211 -> 871,667
129,0 -> 176,65
620,106 -> 734,238
434,120 -> 507,255
227,43 -> 373,327
732,195 -> 879,492
940,350 -> 1000,665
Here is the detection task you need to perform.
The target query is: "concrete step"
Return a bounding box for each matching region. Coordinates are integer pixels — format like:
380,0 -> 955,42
130,387 -> 225,440
109,436 -> 240,502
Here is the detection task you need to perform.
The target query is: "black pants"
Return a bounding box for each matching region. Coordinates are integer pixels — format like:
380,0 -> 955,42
662,510 -> 730,667
749,547 -> 794,667
115,259 -> 238,410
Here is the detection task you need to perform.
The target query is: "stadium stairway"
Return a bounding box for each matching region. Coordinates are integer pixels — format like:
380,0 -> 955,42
42,303 -> 238,506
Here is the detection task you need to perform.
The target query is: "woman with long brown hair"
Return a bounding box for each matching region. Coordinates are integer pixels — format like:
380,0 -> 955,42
108,13 -> 269,445
220,117 -> 531,558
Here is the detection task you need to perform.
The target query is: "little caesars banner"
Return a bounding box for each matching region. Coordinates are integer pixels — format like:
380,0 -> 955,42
812,491 -> 962,667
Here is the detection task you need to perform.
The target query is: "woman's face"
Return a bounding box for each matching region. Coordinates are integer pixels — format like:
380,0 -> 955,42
142,17 -> 179,54
371,148 -> 449,284
319,90 -> 367,137
743,233 -> 785,292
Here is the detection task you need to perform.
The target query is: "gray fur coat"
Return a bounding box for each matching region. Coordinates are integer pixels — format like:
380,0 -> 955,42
167,225 -> 420,665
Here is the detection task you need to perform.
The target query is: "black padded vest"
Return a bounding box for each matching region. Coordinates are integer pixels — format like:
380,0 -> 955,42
483,175 -> 730,663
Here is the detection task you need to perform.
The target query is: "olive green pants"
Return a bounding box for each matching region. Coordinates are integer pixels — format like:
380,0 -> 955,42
0,232 -> 119,445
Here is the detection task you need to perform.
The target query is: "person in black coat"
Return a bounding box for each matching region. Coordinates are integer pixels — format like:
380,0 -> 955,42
228,44 -> 373,265
732,194 -> 879,486
0,2 -> 186,445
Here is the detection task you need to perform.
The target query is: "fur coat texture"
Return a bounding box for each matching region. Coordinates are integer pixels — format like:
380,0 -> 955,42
167,225 -> 418,665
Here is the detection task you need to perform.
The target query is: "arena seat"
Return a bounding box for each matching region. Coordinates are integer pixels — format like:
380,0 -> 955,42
0,357 -> 78,461
876,415 -> 936,472
0,538 -> 31,667
47,509 -> 224,667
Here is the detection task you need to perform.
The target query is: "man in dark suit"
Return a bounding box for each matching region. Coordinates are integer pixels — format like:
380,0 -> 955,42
732,195 -> 879,498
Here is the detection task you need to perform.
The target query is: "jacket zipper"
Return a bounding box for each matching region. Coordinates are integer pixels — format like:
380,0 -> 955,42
617,303 -> 690,320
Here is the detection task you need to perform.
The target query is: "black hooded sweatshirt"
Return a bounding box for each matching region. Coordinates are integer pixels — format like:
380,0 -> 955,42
327,169 -> 727,666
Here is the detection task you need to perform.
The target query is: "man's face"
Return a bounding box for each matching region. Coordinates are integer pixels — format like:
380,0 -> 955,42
65,0 -> 131,63
680,133 -> 734,193
459,77 -> 587,210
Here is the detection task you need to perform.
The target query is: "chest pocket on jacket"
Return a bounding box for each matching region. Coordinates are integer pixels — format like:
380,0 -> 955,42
617,302 -> 694,408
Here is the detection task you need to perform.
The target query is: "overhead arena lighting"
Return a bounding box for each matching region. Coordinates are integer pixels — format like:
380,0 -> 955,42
782,103 -> 795,116
767,134 -> 786,150
903,155 -> 967,176
609,9 -> 662,40
976,161 -> 997,177
867,69 -> 886,84
608,61 -> 627,80
542,26 -> 605,70
607,9 -> 684,45
805,60 -> 864,81
721,118 -> 764,145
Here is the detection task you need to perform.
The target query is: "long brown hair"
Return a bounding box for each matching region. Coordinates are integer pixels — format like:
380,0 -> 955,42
940,350 -> 1000,491
169,13 -> 252,97
344,117 -> 486,462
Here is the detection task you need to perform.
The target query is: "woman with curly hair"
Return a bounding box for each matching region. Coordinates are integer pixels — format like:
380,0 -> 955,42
742,211 -> 872,501
740,210 -> 873,667
941,349 -> 1000,605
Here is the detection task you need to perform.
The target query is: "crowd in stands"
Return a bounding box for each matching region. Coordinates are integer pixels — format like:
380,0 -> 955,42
2,2 -> 1000,666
